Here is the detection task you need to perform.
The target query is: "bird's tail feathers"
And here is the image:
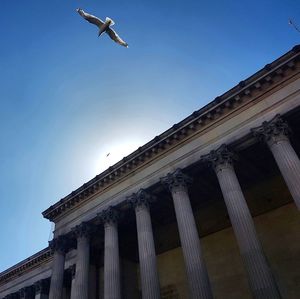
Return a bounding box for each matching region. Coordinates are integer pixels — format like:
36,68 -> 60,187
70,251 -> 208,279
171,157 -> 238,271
106,17 -> 115,26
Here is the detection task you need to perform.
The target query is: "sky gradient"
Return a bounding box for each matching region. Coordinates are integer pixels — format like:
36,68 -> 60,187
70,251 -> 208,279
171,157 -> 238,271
0,0 -> 299,271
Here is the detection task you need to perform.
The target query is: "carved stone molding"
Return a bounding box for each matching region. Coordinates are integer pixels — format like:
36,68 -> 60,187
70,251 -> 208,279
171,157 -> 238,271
127,189 -> 155,210
201,144 -> 237,171
251,114 -> 290,146
0,248 -> 52,286
71,222 -> 92,239
160,168 -> 192,193
34,279 -> 50,295
48,235 -> 69,254
98,206 -> 119,226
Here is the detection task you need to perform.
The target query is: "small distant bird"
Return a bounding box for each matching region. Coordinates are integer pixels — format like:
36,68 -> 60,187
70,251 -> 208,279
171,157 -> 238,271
77,8 -> 128,48
106,153 -> 110,157
289,19 -> 300,33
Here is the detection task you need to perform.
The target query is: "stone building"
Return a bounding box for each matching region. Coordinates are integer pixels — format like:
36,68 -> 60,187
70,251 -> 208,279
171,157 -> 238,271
1,45 -> 300,299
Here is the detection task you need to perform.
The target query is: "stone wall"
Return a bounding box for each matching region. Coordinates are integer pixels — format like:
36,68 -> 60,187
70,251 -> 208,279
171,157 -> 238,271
155,203 -> 299,299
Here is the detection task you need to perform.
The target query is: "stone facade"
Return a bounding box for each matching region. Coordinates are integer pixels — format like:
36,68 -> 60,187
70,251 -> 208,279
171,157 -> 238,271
1,46 -> 300,299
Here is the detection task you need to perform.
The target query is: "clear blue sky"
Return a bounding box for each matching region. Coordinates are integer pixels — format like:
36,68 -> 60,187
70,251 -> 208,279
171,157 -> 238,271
0,0 -> 299,271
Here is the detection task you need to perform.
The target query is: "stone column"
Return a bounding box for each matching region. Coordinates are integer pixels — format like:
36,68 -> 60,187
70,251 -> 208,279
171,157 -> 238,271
68,265 -> 76,299
98,207 -> 121,299
71,222 -> 91,299
161,169 -> 213,299
19,287 -> 34,299
34,279 -> 50,299
252,114 -> 300,210
49,236 -> 68,299
201,144 -> 281,299
127,190 -> 161,299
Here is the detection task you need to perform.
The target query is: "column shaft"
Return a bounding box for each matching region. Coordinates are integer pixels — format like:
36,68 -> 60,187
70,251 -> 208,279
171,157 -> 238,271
216,164 -> 281,299
171,186 -> 213,299
135,204 -> 161,299
49,251 -> 65,299
69,270 -> 76,299
268,138 -> 300,209
104,222 -> 121,299
251,115 -> 300,210
73,236 -> 90,299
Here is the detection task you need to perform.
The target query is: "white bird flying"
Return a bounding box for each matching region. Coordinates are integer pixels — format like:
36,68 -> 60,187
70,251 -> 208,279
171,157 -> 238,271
76,8 -> 128,48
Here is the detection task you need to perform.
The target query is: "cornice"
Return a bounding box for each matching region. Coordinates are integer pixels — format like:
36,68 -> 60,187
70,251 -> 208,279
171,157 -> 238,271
42,45 -> 300,222
0,248 -> 52,286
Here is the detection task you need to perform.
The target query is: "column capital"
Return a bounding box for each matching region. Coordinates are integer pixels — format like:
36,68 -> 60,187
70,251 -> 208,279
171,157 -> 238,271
201,144 -> 237,171
71,222 -> 92,239
160,168 -> 192,193
49,235 -> 69,254
127,189 -> 155,210
251,114 -> 290,145
34,279 -> 50,295
98,206 -> 119,226
214,149 -> 281,297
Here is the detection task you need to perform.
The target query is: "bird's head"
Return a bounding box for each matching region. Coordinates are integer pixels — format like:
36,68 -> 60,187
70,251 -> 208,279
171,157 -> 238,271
76,8 -> 82,13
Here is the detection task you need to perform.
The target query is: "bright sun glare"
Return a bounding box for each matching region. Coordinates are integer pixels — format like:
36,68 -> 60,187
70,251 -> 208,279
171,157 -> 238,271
94,139 -> 145,174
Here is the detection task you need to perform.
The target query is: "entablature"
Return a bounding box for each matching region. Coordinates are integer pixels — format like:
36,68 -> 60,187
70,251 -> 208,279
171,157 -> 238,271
0,248 -> 52,287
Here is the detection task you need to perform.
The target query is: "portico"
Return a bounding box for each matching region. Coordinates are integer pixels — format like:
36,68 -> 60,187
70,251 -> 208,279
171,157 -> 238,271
1,46 -> 300,299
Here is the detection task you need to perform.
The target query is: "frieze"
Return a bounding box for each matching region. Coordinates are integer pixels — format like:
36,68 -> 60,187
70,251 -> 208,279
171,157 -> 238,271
0,248 -> 52,286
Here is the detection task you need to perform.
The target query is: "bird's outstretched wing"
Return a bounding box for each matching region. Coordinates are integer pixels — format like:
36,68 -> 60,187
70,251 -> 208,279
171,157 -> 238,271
77,8 -> 104,27
106,27 -> 128,47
